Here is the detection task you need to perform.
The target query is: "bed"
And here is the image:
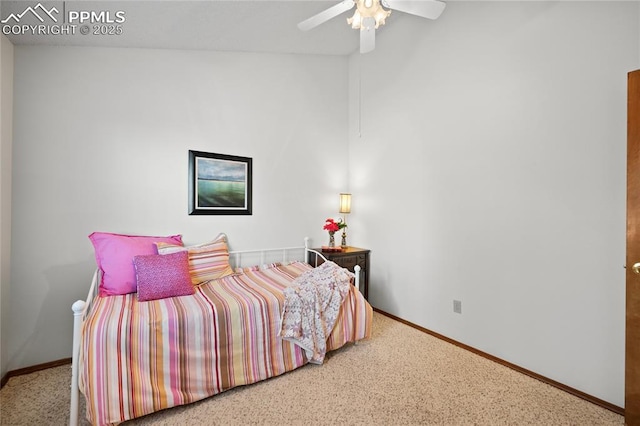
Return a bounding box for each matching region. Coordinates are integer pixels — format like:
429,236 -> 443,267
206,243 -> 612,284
69,234 -> 373,426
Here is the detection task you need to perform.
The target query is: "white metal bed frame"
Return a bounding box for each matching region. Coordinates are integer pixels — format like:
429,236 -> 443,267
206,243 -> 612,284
69,237 -> 359,426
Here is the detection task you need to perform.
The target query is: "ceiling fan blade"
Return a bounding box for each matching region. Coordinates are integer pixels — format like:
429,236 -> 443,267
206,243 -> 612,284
382,0 -> 446,20
297,0 -> 356,31
360,17 -> 376,53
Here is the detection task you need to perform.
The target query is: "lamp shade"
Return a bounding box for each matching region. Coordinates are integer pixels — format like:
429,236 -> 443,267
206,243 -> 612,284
339,193 -> 352,214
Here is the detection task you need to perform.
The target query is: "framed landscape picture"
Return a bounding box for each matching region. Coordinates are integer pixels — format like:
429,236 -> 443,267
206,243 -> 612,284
188,150 -> 252,215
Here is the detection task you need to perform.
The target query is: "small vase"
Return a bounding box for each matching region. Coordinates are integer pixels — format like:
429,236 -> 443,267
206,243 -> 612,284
328,232 -> 335,248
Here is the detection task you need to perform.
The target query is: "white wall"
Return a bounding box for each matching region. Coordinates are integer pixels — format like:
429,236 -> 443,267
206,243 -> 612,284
349,1 -> 639,407
0,34 -> 14,379
9,46 -> 348,370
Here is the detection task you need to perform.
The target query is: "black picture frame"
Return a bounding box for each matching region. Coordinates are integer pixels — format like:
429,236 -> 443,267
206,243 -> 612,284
188,150 -> 252,215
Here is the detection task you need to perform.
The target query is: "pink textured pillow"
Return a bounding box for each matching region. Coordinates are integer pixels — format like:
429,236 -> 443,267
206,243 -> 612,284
133,251 -> 194,301
89,232 -> 183,296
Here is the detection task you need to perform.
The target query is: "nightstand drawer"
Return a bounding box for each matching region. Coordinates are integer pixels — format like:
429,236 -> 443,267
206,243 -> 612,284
334,255 -> 357,270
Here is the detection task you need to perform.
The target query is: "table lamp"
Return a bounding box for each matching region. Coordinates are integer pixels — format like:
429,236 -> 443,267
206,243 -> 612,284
339,193 -> 351,247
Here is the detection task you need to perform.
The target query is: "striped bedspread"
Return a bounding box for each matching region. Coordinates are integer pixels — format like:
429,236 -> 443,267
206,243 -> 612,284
79,261 -> 372,426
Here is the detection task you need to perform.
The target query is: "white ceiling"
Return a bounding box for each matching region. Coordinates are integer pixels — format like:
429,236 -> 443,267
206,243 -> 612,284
1,0 -> 369,55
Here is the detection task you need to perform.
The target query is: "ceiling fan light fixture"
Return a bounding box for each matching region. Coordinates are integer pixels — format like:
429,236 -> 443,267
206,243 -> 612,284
297,0 -> 446,54
347,0 -> 391,30
347,12 -> 362,29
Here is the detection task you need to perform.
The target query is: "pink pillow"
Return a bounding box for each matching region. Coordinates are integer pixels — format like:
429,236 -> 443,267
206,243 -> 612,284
133,251 -> 194,301
89,232 -> 183,296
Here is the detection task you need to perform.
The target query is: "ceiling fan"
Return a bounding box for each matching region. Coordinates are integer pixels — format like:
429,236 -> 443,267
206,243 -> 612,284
297,0 -> 446,54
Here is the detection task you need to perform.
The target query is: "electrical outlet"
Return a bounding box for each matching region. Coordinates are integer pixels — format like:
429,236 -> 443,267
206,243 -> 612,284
453,300 -> 462,314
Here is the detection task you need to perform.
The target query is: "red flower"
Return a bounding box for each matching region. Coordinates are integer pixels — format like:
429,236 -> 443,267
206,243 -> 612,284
323,218 -> 346,233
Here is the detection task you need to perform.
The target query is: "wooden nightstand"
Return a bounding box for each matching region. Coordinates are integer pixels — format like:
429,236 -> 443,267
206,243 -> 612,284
308,247 -> 370,300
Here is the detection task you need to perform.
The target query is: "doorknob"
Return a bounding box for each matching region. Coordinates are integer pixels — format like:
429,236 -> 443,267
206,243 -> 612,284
633,263 -> 640,275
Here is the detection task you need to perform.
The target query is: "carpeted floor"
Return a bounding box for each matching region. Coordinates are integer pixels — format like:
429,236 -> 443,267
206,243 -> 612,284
0,313 -> 624,425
